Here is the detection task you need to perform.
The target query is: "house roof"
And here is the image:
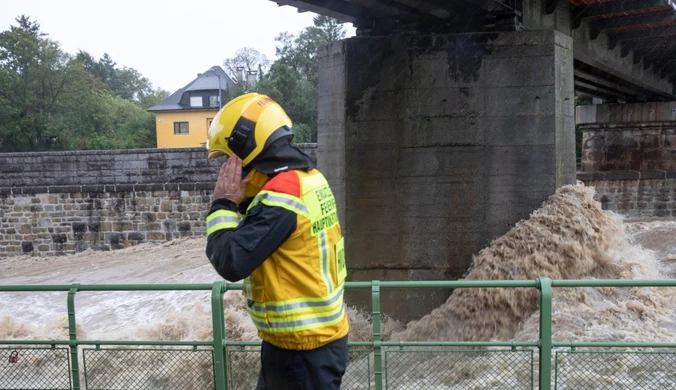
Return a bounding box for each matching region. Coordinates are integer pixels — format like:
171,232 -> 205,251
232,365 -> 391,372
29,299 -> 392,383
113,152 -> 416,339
148,66 -> 235,112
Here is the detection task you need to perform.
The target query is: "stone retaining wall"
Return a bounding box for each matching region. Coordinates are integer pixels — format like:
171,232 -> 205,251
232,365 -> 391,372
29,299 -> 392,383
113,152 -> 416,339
579,171 -> 676,218
577,102 -> 676,172
0,188 -> 212,256
0,145 -> 317,257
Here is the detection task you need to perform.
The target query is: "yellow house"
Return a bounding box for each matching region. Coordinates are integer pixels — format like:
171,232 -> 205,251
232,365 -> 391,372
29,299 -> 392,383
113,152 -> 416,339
148,66 -> 235,148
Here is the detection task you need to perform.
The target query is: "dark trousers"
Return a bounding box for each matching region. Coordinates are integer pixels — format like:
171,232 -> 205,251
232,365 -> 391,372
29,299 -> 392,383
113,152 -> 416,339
255,335 -> 348,390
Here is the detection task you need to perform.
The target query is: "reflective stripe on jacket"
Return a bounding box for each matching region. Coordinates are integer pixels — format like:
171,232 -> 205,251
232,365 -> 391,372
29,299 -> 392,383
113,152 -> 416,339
243,168 -> 348,350
205,168 -> 348,350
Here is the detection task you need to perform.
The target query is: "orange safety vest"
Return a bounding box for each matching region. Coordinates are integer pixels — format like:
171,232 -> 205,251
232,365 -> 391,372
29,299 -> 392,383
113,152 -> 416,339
242,168 -> 348,350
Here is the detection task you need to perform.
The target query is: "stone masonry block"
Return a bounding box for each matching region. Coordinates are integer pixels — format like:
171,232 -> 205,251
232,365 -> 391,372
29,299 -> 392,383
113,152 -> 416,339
112,222 -> 132,232
51,233 -> 67,244
127,232 -> 145,241
147,232 -> 165,241
21,241 -> 33,253
163,219 -> 177,232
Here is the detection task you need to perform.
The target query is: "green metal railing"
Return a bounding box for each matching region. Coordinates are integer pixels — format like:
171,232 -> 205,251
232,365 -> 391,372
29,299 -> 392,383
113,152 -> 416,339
1,277 -> 675,389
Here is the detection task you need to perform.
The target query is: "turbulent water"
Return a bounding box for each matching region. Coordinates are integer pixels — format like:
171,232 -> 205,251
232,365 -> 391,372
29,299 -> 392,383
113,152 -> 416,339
2,182 -> 676,389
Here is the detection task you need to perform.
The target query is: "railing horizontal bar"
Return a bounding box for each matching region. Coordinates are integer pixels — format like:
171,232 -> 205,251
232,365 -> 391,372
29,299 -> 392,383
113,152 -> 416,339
226,282 -> 373,290
0,340 -> 70,345
0,285 -> 73,292
78,340 -> 214,346
0,339 -> 213,346
8,339 -> 676,349
379,281 -> 537,288
80,284 -> 214,291
223,341 -> 538,348
7,279 -> 676,292
381,341 -> 539,347
552,279 -> 676,287
0,284 -> 215,292
553,342 -> 676,348
227,281 -> 537,289
226,341 -> 262,347
344,282 -> 373,288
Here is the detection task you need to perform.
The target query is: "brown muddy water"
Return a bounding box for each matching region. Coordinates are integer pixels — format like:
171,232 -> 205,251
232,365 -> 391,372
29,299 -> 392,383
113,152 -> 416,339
2,182 -> 676,389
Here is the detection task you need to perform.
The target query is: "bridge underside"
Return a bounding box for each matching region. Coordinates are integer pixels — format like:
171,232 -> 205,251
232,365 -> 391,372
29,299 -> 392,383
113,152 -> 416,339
276,0 -> 676,101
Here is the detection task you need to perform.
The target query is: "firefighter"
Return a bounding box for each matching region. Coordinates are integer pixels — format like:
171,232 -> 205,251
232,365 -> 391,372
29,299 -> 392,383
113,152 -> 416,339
204,93 -> 349,389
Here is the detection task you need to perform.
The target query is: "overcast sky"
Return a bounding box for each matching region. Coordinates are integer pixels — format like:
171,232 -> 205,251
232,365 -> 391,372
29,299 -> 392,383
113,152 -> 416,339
0,0 -> 356,93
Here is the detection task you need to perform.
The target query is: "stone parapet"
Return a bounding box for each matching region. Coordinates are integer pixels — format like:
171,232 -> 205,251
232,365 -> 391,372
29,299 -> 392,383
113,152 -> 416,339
0,145 -> 317,189
0,145 -> 317,257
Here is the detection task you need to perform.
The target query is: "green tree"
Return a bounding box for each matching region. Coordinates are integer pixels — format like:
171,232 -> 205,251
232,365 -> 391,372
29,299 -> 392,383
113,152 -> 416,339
313,15 -> 346,42
137,87 -> 170,109
225,15 -> 346,143
0,15 -> 161,152
73,51 -> 157,103
0,16 -> 100,151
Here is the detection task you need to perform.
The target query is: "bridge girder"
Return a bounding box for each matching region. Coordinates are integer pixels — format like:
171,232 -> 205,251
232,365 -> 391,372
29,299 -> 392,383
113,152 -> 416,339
590,11 -> 676,40
571,0 -> 674,29
272,0 -> 676,101
621,37 -> 676,57
609,25 -> 676,50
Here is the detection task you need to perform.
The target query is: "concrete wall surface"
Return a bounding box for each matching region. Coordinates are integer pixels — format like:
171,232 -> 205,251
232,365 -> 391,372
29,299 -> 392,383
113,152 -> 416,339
318,30 -> 576,321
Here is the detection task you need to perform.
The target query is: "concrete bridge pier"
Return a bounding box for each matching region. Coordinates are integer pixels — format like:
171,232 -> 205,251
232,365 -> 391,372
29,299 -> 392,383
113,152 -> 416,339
317,30 -> 577,321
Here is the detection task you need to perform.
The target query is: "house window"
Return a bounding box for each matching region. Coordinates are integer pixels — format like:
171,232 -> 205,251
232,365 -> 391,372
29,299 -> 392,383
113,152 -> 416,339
209,96 -> 219,107
174,122 -> 189,135
190,96 -> 202,107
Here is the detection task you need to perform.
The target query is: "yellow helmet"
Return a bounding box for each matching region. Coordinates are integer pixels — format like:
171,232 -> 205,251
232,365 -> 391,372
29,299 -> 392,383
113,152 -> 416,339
207,92 -> 293,165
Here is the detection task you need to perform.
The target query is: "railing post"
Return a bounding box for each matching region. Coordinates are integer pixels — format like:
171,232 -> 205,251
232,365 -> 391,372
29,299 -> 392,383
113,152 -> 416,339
67,284 -> 81,390
372,280 -> 382,390
538,277 -> 553,390
211,281 -> 227,390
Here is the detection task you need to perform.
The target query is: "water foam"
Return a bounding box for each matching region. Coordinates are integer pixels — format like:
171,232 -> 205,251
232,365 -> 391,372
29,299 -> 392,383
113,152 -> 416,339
392,183 -> 625,342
